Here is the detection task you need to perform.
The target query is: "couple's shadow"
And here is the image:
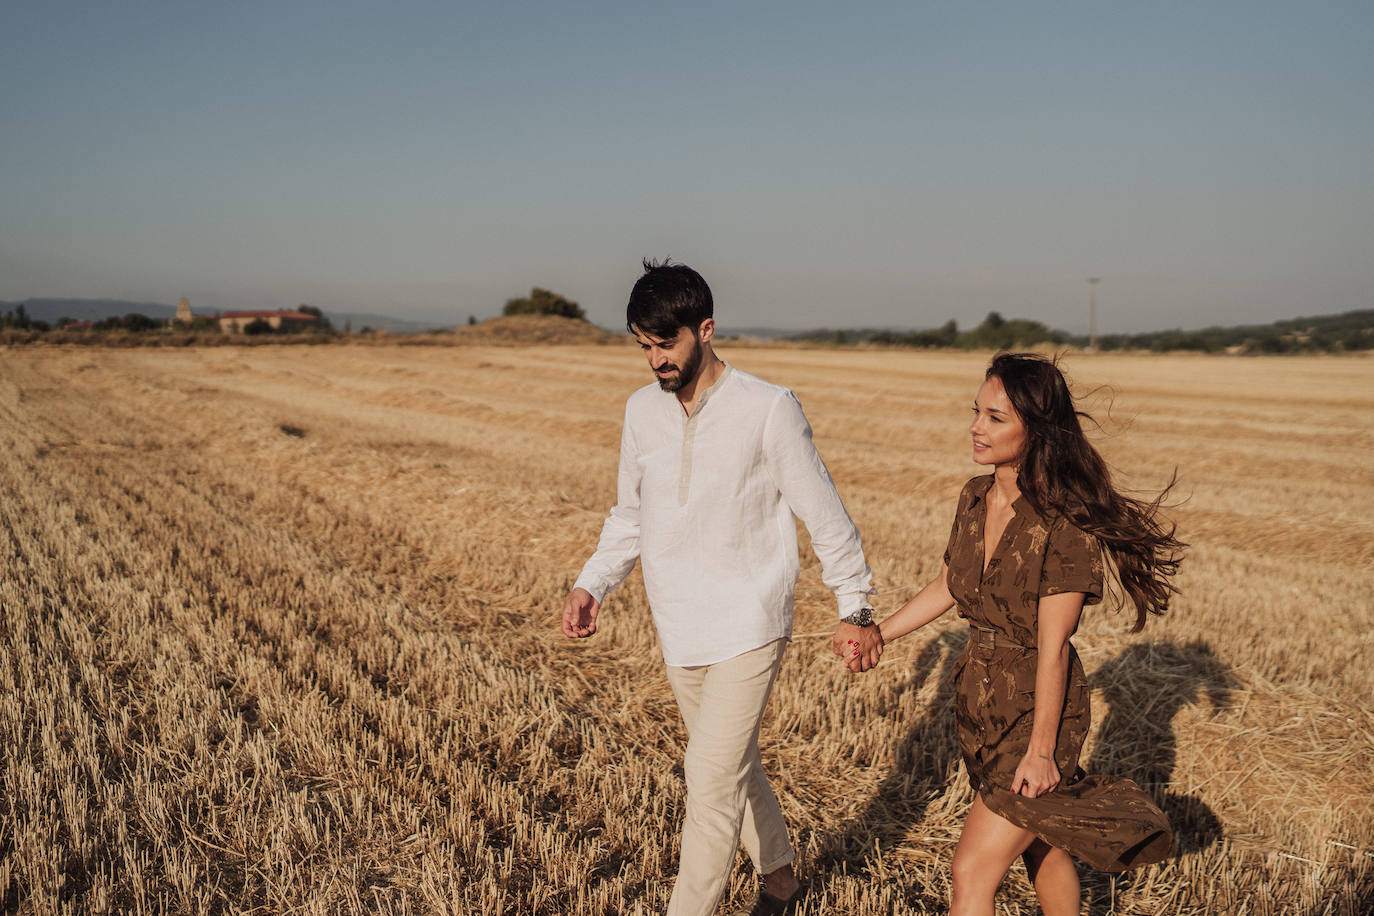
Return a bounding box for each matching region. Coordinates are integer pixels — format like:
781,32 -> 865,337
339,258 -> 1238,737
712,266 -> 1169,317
812,633 -> 1235,911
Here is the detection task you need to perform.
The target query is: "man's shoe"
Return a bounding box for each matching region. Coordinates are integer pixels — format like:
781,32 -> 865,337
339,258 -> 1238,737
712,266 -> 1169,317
741,885 -> 805,916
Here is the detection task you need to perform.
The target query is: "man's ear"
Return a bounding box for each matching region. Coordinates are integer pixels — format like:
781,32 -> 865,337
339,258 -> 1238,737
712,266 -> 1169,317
697,318 -> 715,344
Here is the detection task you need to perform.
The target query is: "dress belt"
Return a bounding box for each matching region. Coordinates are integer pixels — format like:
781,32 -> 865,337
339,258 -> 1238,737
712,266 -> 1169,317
970,625 -> 1032,651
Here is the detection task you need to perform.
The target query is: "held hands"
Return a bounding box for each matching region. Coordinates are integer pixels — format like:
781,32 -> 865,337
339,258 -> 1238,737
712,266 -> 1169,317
832,621 -> 884,673
561,587 -> 601,638
1011,750 -> 1062,798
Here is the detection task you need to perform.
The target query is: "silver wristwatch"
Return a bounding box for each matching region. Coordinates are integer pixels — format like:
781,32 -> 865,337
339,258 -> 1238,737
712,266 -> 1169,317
841,607 -> 875,627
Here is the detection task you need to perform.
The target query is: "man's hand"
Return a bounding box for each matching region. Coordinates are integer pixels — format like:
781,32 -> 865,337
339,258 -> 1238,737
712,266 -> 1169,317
833,621 -> 883,672
561,587 -> 601,638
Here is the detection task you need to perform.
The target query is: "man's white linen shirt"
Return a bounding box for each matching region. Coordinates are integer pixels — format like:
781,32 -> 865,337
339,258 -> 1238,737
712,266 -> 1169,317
574,365 -> 874,667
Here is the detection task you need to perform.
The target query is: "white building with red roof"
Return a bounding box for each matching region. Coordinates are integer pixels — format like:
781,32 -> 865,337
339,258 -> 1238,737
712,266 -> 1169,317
217,309 -> 320,334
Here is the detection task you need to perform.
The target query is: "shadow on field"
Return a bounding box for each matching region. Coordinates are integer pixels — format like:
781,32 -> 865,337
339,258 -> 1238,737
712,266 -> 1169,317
808,628 -> 968,909
1080,639 -> 1237,915
812,635 -> 1236,913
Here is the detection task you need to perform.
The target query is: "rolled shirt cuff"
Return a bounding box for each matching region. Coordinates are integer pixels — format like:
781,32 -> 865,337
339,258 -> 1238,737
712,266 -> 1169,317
835,588 -> 877,619
572,573 -> 613,605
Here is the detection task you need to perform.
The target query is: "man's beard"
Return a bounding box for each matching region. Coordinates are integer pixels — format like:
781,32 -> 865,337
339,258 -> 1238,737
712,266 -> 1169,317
655,338 -> 703,392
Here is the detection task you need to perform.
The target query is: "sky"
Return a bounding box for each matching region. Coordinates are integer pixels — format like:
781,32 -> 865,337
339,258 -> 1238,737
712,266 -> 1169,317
2,1 -> 1371,333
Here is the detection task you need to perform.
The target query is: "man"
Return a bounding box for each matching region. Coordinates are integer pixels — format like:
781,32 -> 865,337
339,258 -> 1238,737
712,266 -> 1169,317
562,260 -> 883,916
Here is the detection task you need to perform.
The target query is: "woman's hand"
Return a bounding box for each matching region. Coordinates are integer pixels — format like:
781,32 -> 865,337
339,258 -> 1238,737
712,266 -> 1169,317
846,626 -> 884,673
1011,751 -> 1061,798
834,622 -> 884,673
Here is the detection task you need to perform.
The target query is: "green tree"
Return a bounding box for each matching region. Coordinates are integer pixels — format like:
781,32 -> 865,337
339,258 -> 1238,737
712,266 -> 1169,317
959,312 -> 1065,349
502,287 -> 585,320
2,304 -> 35,330
296,304 -> 333,332
121,313 -> 159,332
244,318 -> 274,335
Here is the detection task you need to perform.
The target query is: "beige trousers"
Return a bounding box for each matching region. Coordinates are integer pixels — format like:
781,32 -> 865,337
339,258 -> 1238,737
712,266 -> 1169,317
664,638 -> 794,916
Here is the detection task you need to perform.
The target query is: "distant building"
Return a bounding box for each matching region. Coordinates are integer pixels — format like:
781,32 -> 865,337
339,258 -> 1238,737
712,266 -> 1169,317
175,297 -> 193,325
217,310 -> 320,334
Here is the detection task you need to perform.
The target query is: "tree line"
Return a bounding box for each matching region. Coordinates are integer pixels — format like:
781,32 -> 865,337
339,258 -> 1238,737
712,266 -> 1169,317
786,313 -> 1071,350
9,288 -> 1367,354
1090,309 -> 1373,353
784,309 -> 1374,354
0,304 -> 334,335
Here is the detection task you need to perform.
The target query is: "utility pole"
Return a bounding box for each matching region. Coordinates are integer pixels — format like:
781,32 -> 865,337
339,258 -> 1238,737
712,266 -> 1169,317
1087,277 -> 1100,351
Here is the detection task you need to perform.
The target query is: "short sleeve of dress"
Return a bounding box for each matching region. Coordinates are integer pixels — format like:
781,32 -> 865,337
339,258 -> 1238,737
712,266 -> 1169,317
943,479 -> 977,566
1041,516 -> 1104,606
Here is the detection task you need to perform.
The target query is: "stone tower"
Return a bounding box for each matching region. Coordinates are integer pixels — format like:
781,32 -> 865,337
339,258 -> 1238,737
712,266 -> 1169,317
175,297 -> 192,324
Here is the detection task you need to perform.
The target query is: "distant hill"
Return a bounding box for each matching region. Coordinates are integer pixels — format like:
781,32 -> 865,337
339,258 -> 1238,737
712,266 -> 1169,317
0,298 -> 450,334
7,298 -> 1369,352
1092,308 -> 1374,353
327,311 -> 450,334
450,314 -> 619,345
763,309 -> 1374,354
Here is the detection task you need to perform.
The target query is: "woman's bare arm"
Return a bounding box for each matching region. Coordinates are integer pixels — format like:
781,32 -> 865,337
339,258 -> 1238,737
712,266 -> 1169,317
876,563 -> 957,643
1011,590 -> 1086,796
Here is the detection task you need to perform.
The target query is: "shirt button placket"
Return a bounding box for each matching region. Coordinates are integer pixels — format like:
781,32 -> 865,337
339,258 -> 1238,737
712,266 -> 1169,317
678,410 -> 697,507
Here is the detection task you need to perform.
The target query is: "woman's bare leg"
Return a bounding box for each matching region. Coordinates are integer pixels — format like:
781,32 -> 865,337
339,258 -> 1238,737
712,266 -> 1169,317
1021,839 -> 1081,916
950,795 -> 1038,916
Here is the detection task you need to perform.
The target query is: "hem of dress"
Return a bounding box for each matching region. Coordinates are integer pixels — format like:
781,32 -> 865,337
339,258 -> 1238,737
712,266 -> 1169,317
976,784 -> 1173,874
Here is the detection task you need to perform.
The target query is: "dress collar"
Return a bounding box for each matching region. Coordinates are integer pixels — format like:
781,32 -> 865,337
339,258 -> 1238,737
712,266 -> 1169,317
967,474 -> 997,507
967,473 -> 1034,515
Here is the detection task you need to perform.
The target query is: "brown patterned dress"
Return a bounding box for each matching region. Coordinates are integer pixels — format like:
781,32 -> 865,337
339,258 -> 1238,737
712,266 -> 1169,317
943,475 -> 1172,872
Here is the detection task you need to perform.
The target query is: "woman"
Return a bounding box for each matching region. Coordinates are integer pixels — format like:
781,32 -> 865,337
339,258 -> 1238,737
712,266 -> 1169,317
844,353 -> 1183,915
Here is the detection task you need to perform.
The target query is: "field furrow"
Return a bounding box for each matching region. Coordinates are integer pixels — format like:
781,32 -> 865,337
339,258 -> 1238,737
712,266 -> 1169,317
1,345 -> 1370,914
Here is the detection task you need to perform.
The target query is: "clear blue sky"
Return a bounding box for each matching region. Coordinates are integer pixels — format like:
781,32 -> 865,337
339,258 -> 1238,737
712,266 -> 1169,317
3,1 -> 1371,332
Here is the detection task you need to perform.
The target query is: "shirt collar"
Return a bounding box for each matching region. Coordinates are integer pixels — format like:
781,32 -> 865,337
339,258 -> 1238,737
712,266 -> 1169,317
665,362 -> 732,411
694,362 -> 732,408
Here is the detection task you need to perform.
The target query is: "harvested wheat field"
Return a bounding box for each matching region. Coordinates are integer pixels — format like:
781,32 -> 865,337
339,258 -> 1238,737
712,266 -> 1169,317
1,342 -> 1371,915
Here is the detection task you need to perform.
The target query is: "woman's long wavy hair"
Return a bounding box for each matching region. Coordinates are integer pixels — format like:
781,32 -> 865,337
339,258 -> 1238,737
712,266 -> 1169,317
988,352 -> 1185,631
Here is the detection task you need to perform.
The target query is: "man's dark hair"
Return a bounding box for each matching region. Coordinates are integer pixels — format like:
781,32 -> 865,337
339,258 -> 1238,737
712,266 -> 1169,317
626,259 -> 713,338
